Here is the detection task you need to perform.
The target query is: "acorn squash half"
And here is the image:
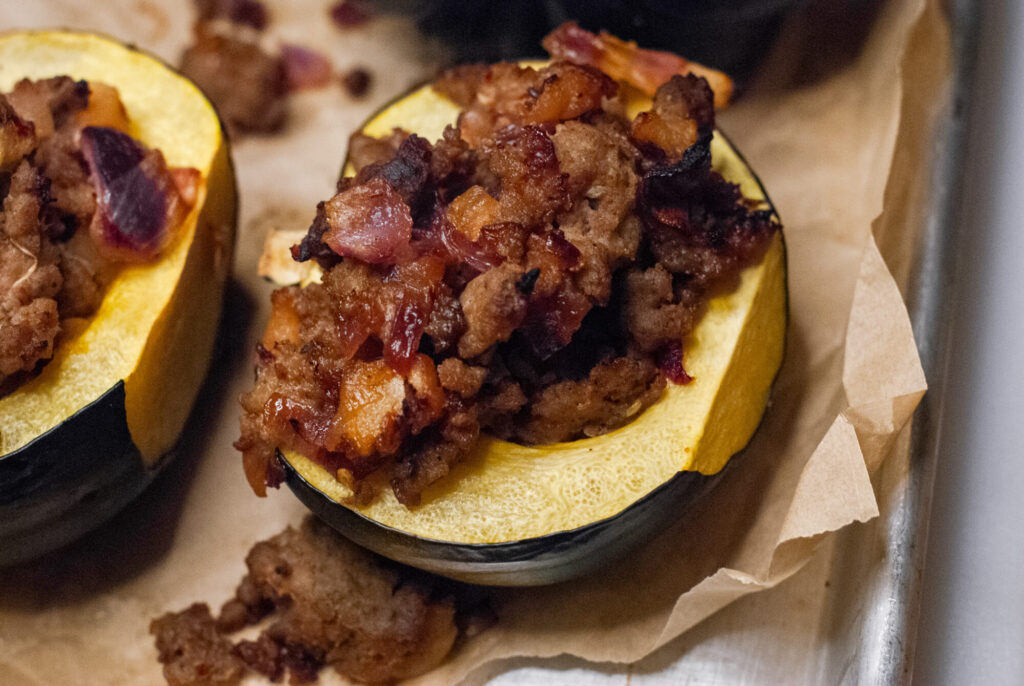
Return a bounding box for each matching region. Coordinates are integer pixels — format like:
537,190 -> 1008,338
0,31 -> 236,565
281,81 -> 787,586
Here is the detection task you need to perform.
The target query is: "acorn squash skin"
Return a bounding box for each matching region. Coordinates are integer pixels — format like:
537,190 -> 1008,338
0,383 -> 149,566
279,81 -> 788,585
0,32 -> 236,566
288,458 -> 722,585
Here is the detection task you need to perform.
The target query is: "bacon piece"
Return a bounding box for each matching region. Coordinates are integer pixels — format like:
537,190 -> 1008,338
355,135 -> 431,198
518,229 -> 590,358
543,21 -> 733,107
383,257 -> 445,375
281,44 -> 333,92
265,394 -> 336,458
319,257 -> 446,376
522,286 -> 591,360
322,261 -> 385,361
319,177 -> 413,264
80,126 -> 186,262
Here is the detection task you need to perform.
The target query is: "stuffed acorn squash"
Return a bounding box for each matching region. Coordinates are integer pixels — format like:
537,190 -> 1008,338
252,44 -> 785,586
0,31 -> 236,565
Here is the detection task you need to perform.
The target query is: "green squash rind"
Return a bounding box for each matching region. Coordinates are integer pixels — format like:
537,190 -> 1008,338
0,382 -> 149,566
286,454 -> 723,585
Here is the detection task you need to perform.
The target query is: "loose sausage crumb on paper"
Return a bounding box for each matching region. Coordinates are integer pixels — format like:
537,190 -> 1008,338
152,517 -> 491,685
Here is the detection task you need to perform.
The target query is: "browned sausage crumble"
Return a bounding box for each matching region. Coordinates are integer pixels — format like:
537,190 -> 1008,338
179,0 -> 289,136
181,0 -> 367,137
0,77 -> 193,394
151,517 -> 488,686
237,25 -> 780,506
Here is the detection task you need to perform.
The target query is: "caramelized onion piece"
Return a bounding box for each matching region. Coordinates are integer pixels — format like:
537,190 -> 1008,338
543,21 -> 733,107
80,125 -> 187,263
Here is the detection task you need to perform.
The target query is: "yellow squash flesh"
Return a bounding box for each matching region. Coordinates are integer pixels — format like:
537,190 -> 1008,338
286,82 -> 787,544
0,31 -> 236,464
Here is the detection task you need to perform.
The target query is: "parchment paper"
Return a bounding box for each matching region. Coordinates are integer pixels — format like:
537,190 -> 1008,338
0,0 -> 947,683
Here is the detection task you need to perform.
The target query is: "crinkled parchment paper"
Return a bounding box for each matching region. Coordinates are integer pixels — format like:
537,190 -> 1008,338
0,0 -> 948,683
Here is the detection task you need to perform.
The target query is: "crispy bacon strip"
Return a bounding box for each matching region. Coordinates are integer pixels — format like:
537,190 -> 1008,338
542,21 -> 733,108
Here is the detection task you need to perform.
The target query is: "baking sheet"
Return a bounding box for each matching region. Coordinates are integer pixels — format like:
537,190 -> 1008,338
0,0 -> 965,683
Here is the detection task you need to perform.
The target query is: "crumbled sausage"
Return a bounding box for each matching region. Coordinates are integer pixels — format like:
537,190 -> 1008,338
239,29 -> 780,504
179,30 -> 287,136
151,518 -> 472,685
0,76 -> 190,393
151,604 -> 247,686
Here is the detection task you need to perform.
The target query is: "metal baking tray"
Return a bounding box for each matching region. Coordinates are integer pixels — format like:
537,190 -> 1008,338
841,1 -> 978,683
